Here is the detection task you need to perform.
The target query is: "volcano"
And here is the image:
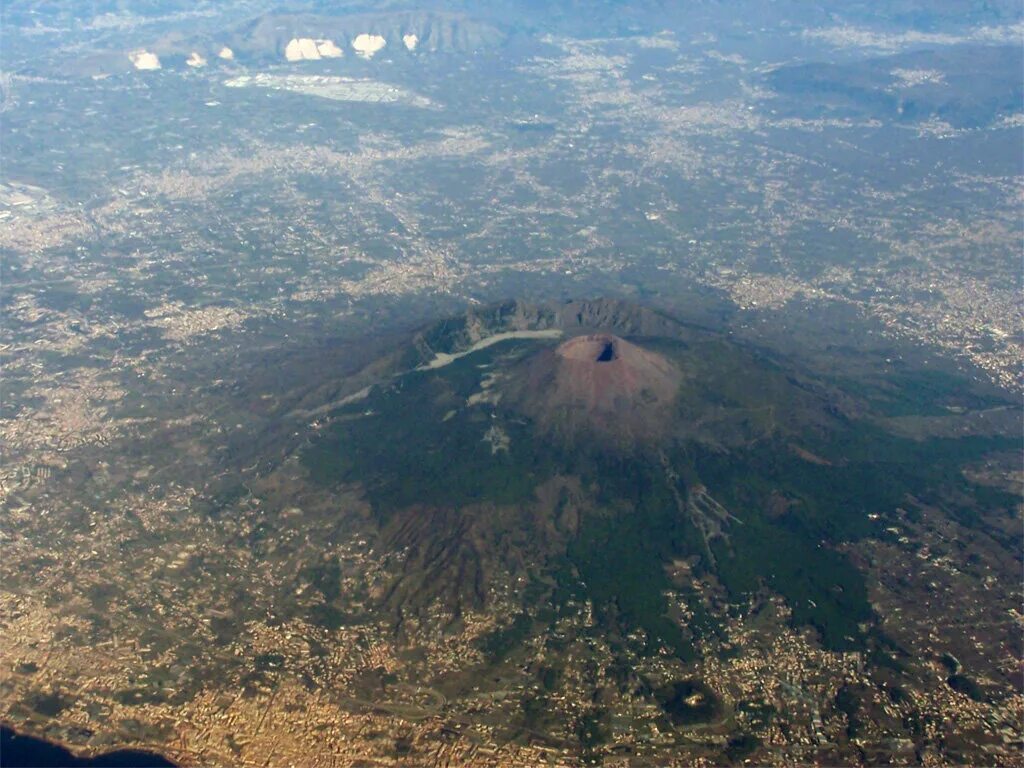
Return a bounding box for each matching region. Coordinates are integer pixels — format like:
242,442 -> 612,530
292,298 -> 1018,765
503,332 -> 683,447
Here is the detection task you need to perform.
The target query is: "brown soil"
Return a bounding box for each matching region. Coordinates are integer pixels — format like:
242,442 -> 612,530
504,333 -> 682,447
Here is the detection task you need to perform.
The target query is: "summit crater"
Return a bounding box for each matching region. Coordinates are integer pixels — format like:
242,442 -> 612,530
503,332 -> 683,447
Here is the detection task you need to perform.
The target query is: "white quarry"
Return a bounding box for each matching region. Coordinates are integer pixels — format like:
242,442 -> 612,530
285,38 -> 344,61
402,34 -> 419,51
186,51 -> 207,68
285,38 -> 318,61
315,39 -> 343,58
352,33 -> 386,59
128,50 -> 161,70
218,46 -> 235,60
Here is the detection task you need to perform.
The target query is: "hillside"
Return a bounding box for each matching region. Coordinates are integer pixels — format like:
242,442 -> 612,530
300,298 -> 1017,676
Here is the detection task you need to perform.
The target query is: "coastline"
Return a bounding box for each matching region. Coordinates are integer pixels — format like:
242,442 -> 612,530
1,723 -> 179,768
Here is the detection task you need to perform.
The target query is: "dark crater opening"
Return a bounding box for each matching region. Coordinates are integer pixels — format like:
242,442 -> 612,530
596,340 -> 617,362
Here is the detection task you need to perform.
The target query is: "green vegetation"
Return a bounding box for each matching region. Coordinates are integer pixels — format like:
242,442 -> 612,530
28,692 -> 69,717
726,733 -> 762,762
566,453 -> 706,661
847,366 -> 1015,418
835,684 -> 871,739
714,526 -> 869,650
939,652 -> 961,675
303,341 -> 555,516
304,560 -> 342,603
307,603 -> 362,631
656,680 -> 723,726
695,425 -> 1017,650
948,674 -> 987,703
736,700 -> 776,728
255,653 -> 286,671
576,709 -> 609,751
866,630 -> 913,674
539,666 -> 561,692
478,612 -> 532,663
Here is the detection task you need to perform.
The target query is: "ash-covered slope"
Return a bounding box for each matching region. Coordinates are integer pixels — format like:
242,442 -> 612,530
503,333 -> 683,447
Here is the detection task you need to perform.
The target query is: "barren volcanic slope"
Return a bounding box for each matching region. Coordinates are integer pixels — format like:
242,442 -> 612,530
505,333 -> 683,447
295,298 -> 1022,764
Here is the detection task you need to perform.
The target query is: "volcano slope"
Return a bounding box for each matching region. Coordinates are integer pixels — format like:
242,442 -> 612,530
299,298 -> 1020,762
503,333 -> 683,449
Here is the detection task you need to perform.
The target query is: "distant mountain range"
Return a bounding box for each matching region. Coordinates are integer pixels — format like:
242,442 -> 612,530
767,44 -> 1024,128
47,9 -> 506,75
5,0 -> 1022,77
182,10 -> 506,63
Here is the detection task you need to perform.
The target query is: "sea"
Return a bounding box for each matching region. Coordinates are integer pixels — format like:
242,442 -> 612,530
0,727 -> 176,768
